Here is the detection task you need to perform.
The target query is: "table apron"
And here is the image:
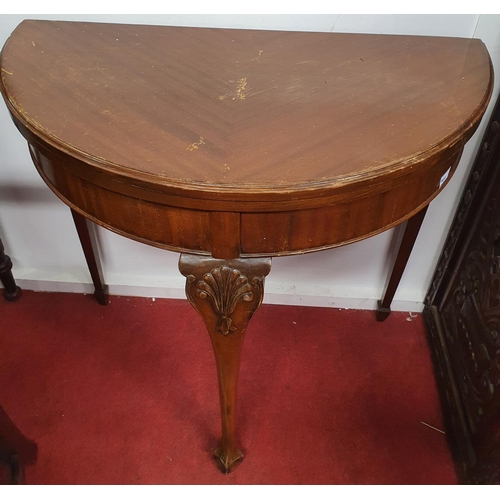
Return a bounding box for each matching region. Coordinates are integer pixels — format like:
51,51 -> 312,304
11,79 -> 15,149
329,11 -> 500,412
28,139 -> 462,258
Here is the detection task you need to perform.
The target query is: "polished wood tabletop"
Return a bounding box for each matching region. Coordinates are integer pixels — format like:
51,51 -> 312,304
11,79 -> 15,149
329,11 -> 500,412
0,20 -> 493,473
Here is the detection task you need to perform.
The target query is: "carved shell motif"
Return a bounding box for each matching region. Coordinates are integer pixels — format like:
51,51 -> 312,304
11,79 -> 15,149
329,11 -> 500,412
195,266 -> 254,335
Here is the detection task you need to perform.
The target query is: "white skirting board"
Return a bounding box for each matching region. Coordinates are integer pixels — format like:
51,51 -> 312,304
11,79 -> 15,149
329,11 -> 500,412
7,268 -> 425,313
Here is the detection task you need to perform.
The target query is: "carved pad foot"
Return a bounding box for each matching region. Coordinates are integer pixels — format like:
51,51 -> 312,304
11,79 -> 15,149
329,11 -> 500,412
213,447 -> 244,474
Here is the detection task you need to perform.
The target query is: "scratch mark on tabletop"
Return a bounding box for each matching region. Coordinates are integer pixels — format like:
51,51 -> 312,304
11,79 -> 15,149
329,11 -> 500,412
219,78 -> 248,101
1,68 -> 13,75
96,60 -> 107,74
187,137 -> 205,151
247,86 -> 278,98
60,118 -> 69,135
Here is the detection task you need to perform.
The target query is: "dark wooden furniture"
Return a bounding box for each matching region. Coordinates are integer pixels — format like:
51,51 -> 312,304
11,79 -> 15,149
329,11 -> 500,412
0,20 -> 493,473
424,86 -> 500,484
0,405 -> 37,484
0,238 -> 21,301
0,240 -> 36,484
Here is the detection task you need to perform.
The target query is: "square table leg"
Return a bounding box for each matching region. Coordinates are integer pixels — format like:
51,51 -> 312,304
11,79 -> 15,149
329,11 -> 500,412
376,206 -> 428,321
71,209 -> 109,306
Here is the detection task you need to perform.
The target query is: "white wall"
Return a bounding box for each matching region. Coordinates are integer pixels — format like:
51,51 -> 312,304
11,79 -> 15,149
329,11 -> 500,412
1,14 -> 499,311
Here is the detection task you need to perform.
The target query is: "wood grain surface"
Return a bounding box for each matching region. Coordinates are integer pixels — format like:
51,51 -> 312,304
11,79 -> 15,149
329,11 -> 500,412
0,21 -> 493,198
0,20 -> 493,256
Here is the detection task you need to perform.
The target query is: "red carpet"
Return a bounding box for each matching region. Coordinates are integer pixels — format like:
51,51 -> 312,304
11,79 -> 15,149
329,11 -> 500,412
0,291 -> 456,484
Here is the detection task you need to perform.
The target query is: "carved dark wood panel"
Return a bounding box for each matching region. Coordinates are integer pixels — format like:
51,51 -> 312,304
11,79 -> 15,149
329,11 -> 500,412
424,91 -> 500,484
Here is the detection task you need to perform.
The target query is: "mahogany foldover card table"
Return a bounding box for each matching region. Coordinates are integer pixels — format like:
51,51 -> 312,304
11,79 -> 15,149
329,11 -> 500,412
0,20 -> 493,473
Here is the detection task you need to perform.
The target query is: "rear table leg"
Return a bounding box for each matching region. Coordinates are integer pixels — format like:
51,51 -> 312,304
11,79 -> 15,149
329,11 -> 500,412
71,209 -> 108,305
376,206 -> 428,321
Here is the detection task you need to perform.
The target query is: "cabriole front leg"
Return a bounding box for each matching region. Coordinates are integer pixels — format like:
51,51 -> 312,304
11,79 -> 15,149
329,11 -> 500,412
179,254 -> 271,473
